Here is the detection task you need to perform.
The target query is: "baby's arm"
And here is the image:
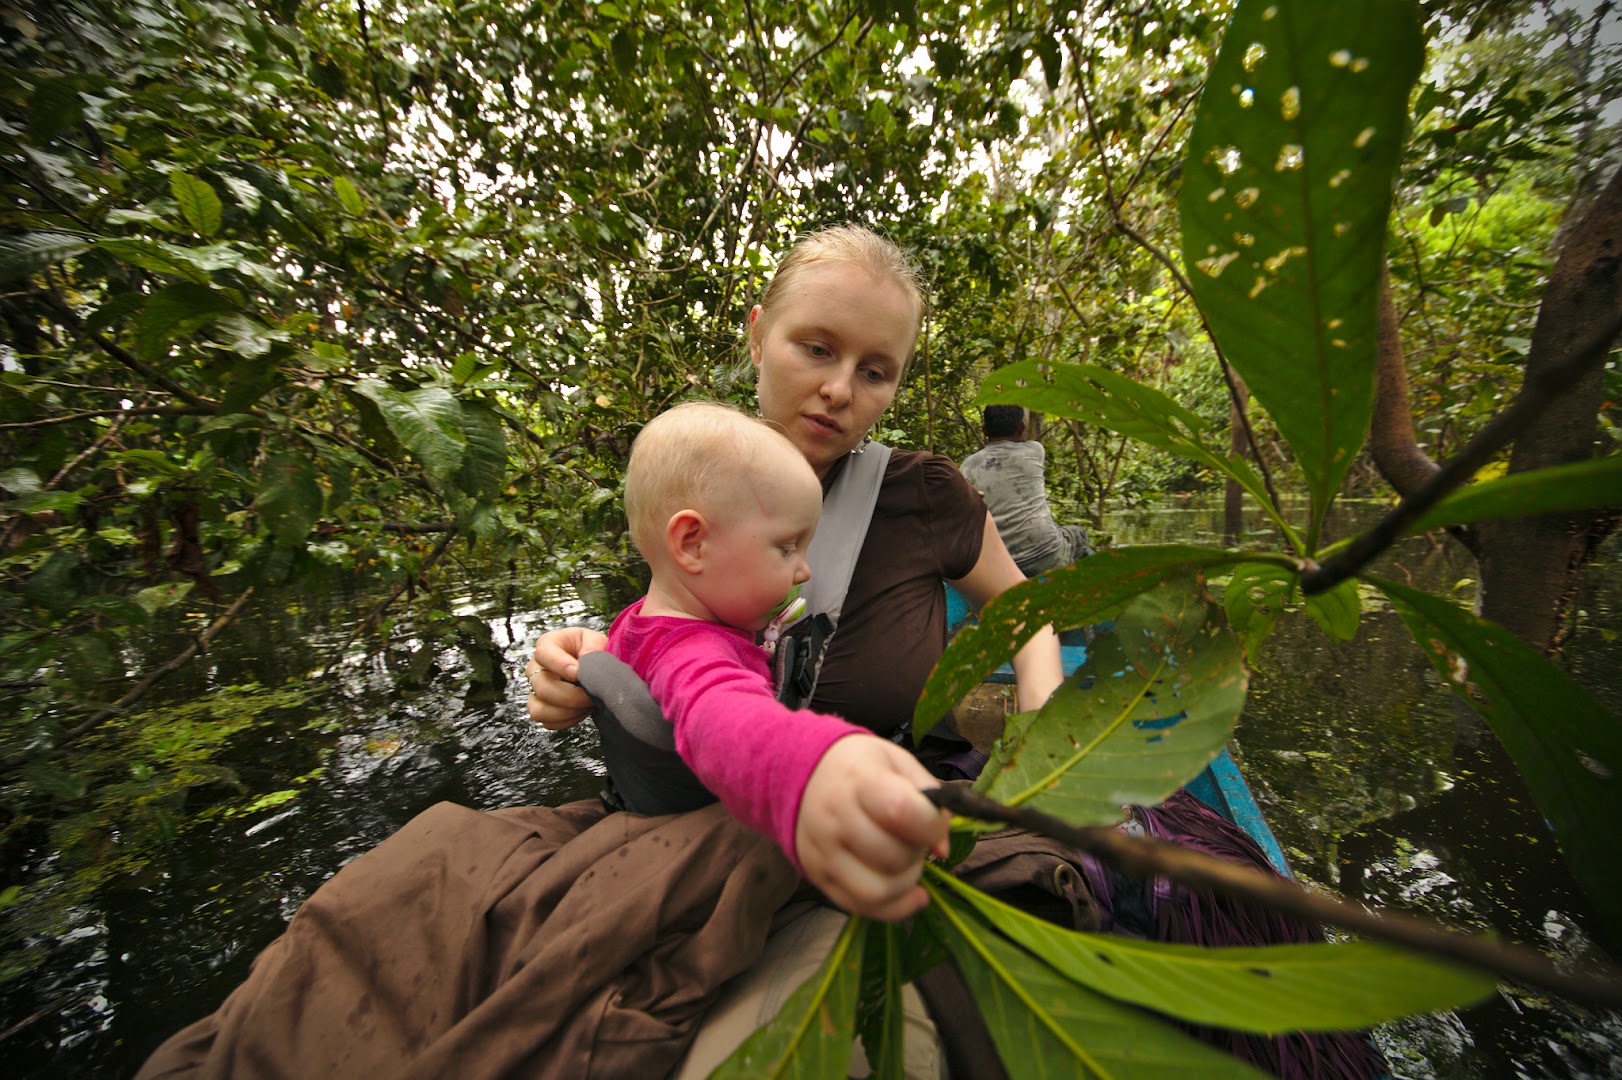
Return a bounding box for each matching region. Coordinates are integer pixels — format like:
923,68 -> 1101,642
793,736 -> 950,920
647,632 -> 947,920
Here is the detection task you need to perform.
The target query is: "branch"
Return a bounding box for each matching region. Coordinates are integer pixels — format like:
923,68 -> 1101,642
926,785 -> 1622,1008
1303,294 -> 1622,596
64,587 -> 257,741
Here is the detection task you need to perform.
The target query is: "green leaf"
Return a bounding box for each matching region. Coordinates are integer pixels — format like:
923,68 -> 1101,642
978,361 -> 1299,550
256,453 -> 323,546
1303,576 -> 1360,641
352,381 -> 468,484
978,579 -> 1248,823
135,283 -> 238,360
1371,577 -> 1622,938
915,546 -> 1260,738
332,175 -> 366,216
96,238 -> 212,284
1404,456 -> 1622,535
133,582 -> 195,615
924,881 -> 1267,1078
0,231 -> 90,285
931,871 -> 1495,1032
709,913 -> 865,1079
856,921 -> 906,1080
457,402 -> 507,501
1222,561 -> 1293,665
1179,0 -> 1424,544
171,172 -> 224,237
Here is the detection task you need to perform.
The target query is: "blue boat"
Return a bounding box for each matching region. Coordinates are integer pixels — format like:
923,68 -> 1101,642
943,583 -> 1290,877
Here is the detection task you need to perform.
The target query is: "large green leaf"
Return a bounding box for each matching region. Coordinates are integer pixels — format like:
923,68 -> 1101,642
0,231 -> 90,285
709,913 -> 865,1080
978,360 -> 1299,550
1404,456 -> 1622,535
457,402 -> 508,501
171,172 -> 223,238
1221,561 -> 1294,665
855,920 -> 906,1080
1180,0 -> 1424,544
924,881 -> 1267,1078
256,452 -> 322,547
352,381 -> 468,485
978,579 -> 1247,823
932,871 -> 1495,1032
1371,577 -> 1622,938
916,546 -> 1263,739
134,283 -> 238,361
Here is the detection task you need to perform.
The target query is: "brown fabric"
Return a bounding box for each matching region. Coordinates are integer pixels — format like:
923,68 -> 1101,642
137,799 -> 800,1080
812,449 -> 985,736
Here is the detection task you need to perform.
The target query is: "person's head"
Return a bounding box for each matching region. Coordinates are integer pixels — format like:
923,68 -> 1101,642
625,401 -> 821,631
982,404 -> 1027,440
748,226 -> 928,478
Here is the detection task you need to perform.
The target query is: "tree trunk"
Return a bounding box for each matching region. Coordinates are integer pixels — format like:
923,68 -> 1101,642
1476,166 -> 1622,653
1371,167 -> 1622,654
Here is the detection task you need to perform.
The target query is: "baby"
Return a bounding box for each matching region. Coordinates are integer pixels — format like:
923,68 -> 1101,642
602,401 -> 948,919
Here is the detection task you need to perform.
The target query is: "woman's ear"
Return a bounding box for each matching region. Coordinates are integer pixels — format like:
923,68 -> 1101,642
665,509 -> 708,574
747,305 -> 765,372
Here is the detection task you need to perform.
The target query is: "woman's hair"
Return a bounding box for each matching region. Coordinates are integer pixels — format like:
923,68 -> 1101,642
624,401 -> 799,560
757,225 -> 929,362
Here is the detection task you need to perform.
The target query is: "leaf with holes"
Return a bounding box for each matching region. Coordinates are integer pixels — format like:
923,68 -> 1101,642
1180,0 -> 1424,545
915,546 -> 1260,739
924,879 -> 1267,1078
1372,577 -> 1622,939
709,913 -> 864,1079
932,870 -> 1495,1032
977,577 -> 1248,825
1223,561 -> 1295,665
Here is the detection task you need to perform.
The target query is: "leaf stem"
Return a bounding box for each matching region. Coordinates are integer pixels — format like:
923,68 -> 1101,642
925,784 -> 1622,1008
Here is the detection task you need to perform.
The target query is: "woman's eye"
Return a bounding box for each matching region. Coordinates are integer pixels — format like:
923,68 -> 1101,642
862,366 -> 890,384
803,342 -> 831,359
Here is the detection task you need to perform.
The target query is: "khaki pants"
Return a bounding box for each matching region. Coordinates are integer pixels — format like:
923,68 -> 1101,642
672,905 -> 945,1080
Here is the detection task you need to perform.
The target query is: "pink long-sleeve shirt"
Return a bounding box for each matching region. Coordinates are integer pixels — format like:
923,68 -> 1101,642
605,598 -> 865,868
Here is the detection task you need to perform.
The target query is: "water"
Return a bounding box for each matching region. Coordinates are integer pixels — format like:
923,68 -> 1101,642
3,503 -> 1619,1077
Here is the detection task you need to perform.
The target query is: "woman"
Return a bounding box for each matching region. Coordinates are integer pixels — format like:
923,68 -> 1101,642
527,224 -> 1064,923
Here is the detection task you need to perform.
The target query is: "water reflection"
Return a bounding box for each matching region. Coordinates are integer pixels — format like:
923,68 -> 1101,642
4,504 -> 1618,1078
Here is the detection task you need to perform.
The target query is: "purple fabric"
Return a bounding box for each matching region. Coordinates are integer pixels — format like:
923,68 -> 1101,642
1120,790 -> 1389,1080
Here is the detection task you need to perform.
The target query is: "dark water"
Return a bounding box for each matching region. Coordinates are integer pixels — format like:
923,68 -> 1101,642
4,501 -> 1620,1077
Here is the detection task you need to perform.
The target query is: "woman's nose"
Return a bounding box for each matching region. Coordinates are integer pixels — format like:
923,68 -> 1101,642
819,364 -> 853,406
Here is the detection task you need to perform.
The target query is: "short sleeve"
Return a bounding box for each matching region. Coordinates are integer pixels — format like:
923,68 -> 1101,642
917,452 -> 987,581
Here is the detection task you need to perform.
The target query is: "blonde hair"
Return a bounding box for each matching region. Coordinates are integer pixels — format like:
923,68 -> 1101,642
758,225 -> 929,366
624,401 -> 803,560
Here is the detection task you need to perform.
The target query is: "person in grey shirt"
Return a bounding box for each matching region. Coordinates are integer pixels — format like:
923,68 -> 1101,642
960,405 -> 1093,577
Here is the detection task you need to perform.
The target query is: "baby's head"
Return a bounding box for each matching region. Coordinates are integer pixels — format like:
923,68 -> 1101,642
625,401 -> 822,631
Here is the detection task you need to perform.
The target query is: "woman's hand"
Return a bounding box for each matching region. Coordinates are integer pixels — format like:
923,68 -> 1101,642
524,626 -> 608,730
793,735 -> 951,921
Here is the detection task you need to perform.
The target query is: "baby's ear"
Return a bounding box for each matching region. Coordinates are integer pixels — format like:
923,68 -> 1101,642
666,509 -> 707,573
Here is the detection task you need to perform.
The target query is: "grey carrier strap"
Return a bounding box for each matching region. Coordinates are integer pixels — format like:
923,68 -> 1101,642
582,443 -> 893,815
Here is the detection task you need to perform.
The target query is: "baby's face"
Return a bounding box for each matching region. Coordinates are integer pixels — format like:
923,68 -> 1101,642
697,448 -> 822,632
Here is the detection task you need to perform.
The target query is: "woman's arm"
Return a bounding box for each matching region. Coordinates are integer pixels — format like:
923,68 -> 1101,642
949,515 -> 1064,713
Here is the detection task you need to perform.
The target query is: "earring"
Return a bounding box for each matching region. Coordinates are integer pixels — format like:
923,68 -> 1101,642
850,433 -> 871,455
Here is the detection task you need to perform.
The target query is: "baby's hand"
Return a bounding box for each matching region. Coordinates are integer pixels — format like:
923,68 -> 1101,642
793,736 -> 951,921
525,626 -> 608,730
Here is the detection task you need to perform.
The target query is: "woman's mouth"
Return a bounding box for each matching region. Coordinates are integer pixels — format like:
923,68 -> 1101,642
805,413 -> 842,436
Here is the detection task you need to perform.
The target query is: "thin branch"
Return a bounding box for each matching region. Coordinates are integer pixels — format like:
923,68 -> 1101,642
1301,304 -> 1622,595
64,588 -> 257,741
319,530 -> 456,678
0,406 -> 212,431
926,785 -> 1622,1008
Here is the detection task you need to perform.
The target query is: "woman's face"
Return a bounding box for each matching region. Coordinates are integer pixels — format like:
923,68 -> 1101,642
748,261 -> 919,478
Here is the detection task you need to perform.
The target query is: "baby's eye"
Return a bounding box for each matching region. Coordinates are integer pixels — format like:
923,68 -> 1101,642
780,544 -> 798,556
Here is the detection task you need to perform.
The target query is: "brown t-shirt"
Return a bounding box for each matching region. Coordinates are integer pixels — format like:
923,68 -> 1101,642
807,448 -> 986,736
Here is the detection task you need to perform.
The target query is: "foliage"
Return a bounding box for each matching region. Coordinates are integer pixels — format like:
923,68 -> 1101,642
722,0 -> 1619,1074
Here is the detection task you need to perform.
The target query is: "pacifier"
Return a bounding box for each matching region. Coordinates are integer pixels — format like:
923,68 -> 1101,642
762,584 -> 807,655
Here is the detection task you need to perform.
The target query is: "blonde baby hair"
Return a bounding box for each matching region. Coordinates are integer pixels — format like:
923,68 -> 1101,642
624,401 -> 806,561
